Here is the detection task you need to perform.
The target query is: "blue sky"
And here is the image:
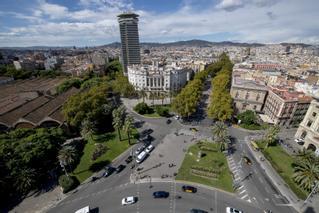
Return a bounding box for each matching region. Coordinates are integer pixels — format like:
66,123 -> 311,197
0,0 -> 319,47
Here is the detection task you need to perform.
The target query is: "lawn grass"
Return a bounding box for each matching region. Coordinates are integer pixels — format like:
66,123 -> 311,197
176,141 -> 233,192
140,105 -> 171,118
257,142 -> 308,199
72,129 -> 137,183
239,123 -> 269,130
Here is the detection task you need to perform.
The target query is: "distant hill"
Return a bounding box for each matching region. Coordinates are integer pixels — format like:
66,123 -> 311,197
102,39 -> 265,48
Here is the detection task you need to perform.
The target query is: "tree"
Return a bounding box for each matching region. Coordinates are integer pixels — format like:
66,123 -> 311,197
13,167 -> 37,194
139,89 -> 147,103
293,158 -> 319,191
264,125 -> 280,148
81,119 -> 95,140
58,146 -> 77,175
123,116 -> 134,145
134,102 -> 153,114
212,121 -> 229,151
112,105 -> 126,141
237,110 -> 257,125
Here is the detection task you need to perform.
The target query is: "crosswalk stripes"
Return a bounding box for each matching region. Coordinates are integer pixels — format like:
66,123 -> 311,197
227,155 -> 252,203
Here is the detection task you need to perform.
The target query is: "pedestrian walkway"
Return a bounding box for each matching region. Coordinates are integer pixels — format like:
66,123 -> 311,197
226,155 -> 252,203
244,136 -> 303,212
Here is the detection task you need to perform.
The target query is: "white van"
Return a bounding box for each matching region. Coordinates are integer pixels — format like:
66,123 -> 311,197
136,151 -> 148,164
75,206 -> 90,213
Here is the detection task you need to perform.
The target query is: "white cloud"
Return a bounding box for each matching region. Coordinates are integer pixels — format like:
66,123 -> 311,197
216,0 -> 244,11
0,0 -> 318,46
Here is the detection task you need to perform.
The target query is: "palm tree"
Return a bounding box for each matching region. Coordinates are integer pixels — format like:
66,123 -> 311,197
264,125 -> 280,148
14,167 -> 36,194
212,121 -> 229,152
123,116 -> 134,145
159,92 -> 166,106
81,119 -> 95,141
112,105 -> 126,141
58,146 -> 77,175
293,158 -> 319,191
139,89 -> 147,103
295,148 -> 316,162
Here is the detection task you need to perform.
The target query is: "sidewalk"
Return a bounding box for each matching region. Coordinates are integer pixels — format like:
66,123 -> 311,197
244,136 -> 303,212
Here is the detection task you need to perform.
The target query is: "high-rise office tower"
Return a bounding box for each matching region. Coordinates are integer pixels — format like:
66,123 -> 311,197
117,12 -> 141,73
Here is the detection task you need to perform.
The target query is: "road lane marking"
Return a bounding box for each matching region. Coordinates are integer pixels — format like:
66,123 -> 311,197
239,190 -> 246,194
241,194 -> 249,199
238,185 -> 244,190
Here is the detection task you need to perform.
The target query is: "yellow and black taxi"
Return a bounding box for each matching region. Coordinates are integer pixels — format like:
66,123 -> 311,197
182,185 -> 197,193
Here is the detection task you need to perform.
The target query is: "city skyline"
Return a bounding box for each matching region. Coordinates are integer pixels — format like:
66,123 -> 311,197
0,0 -> 319,47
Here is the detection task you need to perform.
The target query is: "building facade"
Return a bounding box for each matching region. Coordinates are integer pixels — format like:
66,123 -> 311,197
230,75 -> 268,113
263,86 -> 311,127
127,64 -> 189,93
117,13 -> 141,73
295,99 -> 319,155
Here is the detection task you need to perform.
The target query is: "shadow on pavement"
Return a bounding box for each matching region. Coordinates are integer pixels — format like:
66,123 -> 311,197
303,207 -> 316,213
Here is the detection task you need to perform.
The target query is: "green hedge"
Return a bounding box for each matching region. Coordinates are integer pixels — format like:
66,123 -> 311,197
58,175 -> 79,193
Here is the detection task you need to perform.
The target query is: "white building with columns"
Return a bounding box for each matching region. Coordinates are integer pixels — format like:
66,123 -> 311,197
127,62 -> 191,94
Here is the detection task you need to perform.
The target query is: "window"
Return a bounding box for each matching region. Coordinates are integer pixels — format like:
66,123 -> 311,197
245,92 -> 250,100
306,120 -> 313,127
312,112 -> 317,117
256,94 -> 260,101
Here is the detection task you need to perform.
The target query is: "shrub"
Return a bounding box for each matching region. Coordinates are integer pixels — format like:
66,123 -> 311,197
91,143 -> 107,161
134,102 -> 153,114
155,106 -> 170,117
237,110 -> 257,125
58,175 -> 79,193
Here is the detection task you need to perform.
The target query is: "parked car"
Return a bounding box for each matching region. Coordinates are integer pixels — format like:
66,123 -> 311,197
116,164 -> 126,173
75,206 -> 90,213
135,146 -> 145,155
140,128 -> 153,137
182,185 -> 197,193
145,144 -> 154,153
136,151 -> 148,164
121,196 -> 137,206
153,191 -> 169,198
190,209 -> 208,213
243,156 -> 252,165
294,138 -> 304,145
174,115 -> 180,120
125,155 -> 133,164
189,127 -> 198,132
103,166 -> 115,177
226,207 -> 244,213
166,119 -> 171,124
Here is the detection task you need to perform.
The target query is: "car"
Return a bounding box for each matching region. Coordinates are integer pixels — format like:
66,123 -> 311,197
75,206 -> 90,213
243,156 -> 252,165
166,119 -> 172,124
121,196 -> 137,206
136,151 -> 148,163
145,144 -> 154,153
103,166 -> 115,177
226,207 -> 244,213
190,127 -> 198,132
263,210 -> 273,213
174,115 -> 180,120
182,185 -> 197,193
294,138 -> 304,145
125,155 -> 133,164
153,191 -> 169,198
135,146 -> 145,155
116,164 -> 126,173
140,128 -> 153,136
190,209 -> 208,213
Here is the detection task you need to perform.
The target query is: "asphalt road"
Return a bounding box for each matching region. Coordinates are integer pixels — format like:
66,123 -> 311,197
49,182 -> 262,213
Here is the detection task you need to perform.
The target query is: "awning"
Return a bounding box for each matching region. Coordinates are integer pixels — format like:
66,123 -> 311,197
259,114 -> 276,124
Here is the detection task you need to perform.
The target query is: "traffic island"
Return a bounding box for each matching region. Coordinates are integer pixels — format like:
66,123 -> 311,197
176,141 -> 233,192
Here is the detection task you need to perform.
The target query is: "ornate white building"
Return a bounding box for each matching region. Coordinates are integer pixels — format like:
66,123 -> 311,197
127,62 -> 191,94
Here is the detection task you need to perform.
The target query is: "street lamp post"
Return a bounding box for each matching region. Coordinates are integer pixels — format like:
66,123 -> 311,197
149,175 -> 152,188
304,181 -> 319,204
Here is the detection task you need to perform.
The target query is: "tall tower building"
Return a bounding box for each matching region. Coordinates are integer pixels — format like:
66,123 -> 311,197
117,12 -> 141,73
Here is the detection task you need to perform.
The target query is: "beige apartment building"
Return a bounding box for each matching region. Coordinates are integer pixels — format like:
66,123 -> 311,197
295,99 -> 319,154
230,75 -> 268,113
263,86 -> 311,127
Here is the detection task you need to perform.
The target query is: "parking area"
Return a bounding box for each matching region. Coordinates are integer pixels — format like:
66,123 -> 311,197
132,128 -> 213,182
